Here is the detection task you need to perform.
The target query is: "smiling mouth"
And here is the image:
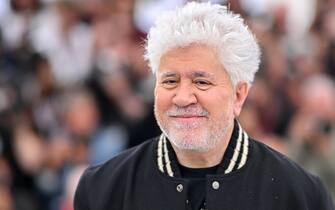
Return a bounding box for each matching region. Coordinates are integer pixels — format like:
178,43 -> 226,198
169,115 -> 207,120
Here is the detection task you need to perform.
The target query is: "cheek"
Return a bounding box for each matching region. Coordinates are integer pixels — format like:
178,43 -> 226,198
154,88 -> 173,113
202,92 -> 235,118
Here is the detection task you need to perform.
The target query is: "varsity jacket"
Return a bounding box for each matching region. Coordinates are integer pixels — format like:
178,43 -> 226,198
74,123 -> 334,210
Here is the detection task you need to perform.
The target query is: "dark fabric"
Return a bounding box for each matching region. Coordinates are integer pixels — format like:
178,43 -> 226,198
179,164 -> 218,210
180,164 -> 218,178
74,136 -> 335,210
159,120 -> 240,210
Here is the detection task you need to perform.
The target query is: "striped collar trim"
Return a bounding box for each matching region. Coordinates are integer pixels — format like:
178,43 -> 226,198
156,122 -> 250,177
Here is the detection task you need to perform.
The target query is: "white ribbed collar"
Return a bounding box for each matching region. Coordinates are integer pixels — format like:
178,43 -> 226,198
156,121 -> 250,177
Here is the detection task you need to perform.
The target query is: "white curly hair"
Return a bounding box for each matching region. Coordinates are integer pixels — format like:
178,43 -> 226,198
145,1 -> 261,86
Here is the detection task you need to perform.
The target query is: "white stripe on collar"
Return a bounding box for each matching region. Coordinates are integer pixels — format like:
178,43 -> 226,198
156,123 -> 249,177
163,136 -> 174,177
157,134 -> 164,173
224,123 -> 243,174
238,131 -> 249,169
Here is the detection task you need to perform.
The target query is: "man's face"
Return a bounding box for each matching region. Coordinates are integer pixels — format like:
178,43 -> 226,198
154,44 -> 247,152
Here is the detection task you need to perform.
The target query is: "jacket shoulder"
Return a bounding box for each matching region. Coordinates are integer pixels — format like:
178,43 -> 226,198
251,138 -> 314,179
74,137 -> 158,209
250,138 -> 334,208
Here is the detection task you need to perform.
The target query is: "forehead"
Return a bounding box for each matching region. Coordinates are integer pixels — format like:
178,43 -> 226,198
157,44 -> 225,76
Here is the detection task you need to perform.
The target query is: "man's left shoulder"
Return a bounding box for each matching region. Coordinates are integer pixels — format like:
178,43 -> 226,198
250,138 -> 325,187
249,138 -> 334,208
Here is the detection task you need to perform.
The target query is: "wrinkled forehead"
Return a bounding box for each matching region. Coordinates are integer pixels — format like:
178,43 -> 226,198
155,44 -> 233,84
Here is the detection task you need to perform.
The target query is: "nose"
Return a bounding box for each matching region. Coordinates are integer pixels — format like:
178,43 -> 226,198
172,83 -> 197,107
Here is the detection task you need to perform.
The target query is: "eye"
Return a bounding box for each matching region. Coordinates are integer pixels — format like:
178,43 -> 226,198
161,79 -> 178,89
194,80 -> 212,90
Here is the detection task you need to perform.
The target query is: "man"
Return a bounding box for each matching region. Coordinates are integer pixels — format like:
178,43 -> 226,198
74,2 -> 334,210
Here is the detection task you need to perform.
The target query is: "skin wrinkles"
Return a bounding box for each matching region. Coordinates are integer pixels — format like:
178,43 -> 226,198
159,71 -> 216,82
154,44 -> 249,168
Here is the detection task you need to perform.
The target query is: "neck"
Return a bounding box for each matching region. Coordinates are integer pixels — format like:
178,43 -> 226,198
171,122 -> 234,168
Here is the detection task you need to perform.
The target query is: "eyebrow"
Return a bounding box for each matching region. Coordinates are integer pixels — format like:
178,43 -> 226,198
190,71 -> 215,80
160,72 -> 178,78
159,70 -> 215,80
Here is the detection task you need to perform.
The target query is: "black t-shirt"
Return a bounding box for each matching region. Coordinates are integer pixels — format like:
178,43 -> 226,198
179,164 -> 218,210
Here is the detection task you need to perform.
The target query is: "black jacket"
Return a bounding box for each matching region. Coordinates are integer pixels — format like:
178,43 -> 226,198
74,124 -> 334,210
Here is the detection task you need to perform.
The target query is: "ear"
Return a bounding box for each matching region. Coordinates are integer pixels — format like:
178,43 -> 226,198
233,81 -> 249,117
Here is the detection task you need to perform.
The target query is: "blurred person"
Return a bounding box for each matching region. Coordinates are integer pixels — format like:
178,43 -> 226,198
326,41 -> 335,78
52,165 -> 86,210
290,43 -> 325,79
33,86 -> 128,209
287,74 -> 335,198
29,0 -> 94,87
89,0 -> 160,147
0,31 -> 2,64
0,157 -> 13,210
13,122 -> 45,176
3,53 -> 66,209
0,184 -> 13,210
92,0 -> 135,66
74,2 -> 334,210
99,70 -> 159,147
34,136 -> 72,209
246,77 -> 290,135
60,87 -> 128,165
238,103 -> 288,155
264,0 -> 316,40
0,0 -> 42,102
323,10 -> 335,78
30,54 -> 61,139
322,9 -> 335,41
0,0 -> 42,50
10,117 -> 46,210
0,157 -> 12,186
0,0 -> 10,20
127,38 -> 156,103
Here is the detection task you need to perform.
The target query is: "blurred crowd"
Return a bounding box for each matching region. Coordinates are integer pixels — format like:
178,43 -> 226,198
0,0 -> 334,209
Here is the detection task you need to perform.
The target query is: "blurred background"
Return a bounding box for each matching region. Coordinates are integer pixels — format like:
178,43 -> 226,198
0,0 -> 334,209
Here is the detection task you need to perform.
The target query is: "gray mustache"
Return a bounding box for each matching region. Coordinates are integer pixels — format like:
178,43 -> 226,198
167,106 -> 209,117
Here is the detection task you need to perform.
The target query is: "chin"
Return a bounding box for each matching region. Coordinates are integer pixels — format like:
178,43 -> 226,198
168,130 -> 216,152
172,140 -> 214,152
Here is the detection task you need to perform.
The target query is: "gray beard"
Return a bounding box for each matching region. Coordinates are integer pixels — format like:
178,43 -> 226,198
154,104 -> 232,152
